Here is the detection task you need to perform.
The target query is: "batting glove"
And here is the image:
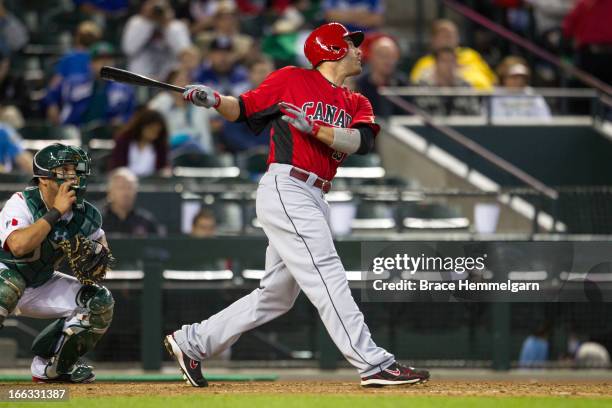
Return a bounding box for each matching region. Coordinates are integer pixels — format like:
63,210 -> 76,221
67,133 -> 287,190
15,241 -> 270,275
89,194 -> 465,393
279,101 -> 322,136
183,84 -> 221,109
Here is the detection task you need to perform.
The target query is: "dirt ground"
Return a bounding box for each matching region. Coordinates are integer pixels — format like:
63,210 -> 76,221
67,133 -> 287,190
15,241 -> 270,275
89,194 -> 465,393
1,380 -> 611,398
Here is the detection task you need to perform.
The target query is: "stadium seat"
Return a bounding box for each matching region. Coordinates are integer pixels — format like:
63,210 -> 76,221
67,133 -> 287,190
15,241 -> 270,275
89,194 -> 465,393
242,201 -> 265,235
172,153 -> 240,179
237,147 -> 269,180
398,202 -> 470,230
351,201 -> 396,232
335,153 -> 386,180
81,122 -> 117,150
213,201 -> 243,233
19,124 -> 81,151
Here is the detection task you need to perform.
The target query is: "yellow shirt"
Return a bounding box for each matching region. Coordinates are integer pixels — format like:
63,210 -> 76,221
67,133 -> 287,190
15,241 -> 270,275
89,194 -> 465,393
410,47 -> 497,91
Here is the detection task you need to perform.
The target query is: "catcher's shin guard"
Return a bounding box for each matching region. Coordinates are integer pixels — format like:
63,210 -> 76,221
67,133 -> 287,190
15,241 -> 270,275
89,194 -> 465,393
0,268 -> 26,328
31,284 -> 114,378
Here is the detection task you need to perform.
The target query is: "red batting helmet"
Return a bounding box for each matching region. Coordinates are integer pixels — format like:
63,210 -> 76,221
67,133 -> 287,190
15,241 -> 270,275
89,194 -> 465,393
304,22 -> 364,67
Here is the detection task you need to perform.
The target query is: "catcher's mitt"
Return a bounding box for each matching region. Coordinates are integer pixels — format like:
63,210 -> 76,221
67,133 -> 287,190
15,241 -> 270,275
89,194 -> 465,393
58,235 -> 115,285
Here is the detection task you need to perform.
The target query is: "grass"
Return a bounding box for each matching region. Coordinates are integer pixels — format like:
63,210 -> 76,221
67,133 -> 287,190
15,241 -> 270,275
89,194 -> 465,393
2,395 -> 610,408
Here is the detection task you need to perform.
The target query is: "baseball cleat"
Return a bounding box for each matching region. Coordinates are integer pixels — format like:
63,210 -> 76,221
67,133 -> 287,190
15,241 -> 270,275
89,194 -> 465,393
360,361 -> 430,387
32,362 -> 95,383
164,334 -> 208,387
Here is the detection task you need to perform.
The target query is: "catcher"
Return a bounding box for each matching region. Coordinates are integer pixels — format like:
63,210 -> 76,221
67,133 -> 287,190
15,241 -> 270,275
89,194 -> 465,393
0,143 -> 114,383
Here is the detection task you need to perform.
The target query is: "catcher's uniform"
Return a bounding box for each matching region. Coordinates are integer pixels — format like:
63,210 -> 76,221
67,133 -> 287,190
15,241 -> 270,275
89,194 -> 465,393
174,66 -> 395,376
0,186 -> 106,377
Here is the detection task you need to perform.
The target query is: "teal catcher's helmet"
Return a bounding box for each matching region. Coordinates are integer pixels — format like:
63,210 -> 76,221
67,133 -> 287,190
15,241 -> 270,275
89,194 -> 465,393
32,143 -> 91,210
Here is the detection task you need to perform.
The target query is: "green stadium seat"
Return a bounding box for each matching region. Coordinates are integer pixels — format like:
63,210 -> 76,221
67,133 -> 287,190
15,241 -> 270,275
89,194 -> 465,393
213,201 -> 243,233
351,201 -> 396,231
335,153 -> 385,179
19,124 -> 81,151
81,122 -> 117,150
398,202 -> 470,230
237,147 -> 269,179
172,153 -> 240,179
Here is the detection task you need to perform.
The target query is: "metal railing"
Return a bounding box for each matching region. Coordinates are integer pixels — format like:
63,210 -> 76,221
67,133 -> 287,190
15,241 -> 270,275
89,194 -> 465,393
379,86 -> 610,125
382,92 -> 558,201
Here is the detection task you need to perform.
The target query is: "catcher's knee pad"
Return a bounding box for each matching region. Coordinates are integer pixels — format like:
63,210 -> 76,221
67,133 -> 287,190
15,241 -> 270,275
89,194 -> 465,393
76,284 -> 114,331
31,285 -> 114,378
0,268 -> 26,328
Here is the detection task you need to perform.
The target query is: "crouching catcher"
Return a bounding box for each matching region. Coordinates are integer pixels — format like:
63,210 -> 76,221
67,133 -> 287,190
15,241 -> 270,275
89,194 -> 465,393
0,143 -> 114,383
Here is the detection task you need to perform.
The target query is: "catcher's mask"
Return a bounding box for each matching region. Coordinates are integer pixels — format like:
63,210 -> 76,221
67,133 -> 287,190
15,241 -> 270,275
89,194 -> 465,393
32,143 -> 91,210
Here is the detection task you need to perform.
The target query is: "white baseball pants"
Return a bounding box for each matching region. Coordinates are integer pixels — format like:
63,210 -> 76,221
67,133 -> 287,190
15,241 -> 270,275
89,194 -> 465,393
174,164 -> 394,376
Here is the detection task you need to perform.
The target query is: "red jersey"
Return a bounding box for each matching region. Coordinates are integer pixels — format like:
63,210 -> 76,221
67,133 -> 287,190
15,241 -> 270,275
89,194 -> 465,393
239,66 -> 380,181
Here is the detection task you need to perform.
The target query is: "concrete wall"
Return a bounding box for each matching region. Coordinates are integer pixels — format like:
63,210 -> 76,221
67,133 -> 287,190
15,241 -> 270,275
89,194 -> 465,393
377,127 -> 537,233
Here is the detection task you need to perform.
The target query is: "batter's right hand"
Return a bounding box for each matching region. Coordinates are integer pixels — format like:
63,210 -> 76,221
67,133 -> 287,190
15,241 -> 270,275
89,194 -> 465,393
53,182 -> 76,215
183,84 -> 220,109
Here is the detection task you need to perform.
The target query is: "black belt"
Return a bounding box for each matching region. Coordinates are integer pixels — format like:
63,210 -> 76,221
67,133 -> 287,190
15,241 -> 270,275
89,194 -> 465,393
289,167 -> 332,193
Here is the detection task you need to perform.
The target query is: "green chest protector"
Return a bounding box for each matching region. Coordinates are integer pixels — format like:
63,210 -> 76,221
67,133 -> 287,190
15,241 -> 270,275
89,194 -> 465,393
0,186 -> 102,288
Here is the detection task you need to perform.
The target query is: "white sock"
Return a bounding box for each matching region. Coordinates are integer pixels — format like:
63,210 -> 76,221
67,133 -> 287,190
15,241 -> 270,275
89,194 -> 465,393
31,355 -> 50,378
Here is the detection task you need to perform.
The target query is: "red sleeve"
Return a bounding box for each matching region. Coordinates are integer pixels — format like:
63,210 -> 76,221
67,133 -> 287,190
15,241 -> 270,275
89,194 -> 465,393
240,66 -> 299,117
350,93 -> 381,136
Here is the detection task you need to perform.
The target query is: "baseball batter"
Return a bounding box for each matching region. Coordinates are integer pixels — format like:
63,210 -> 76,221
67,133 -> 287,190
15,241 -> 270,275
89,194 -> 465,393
165,22 -> 430,387
0,144 -> 114,383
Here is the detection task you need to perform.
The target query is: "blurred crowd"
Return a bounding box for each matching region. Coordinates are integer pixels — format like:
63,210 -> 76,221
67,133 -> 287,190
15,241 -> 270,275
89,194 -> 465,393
0,0 -> 609,237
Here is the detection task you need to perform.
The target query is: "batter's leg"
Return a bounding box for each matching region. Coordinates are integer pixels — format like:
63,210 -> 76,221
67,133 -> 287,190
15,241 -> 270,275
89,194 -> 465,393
173,245 -> 301,360
257,174 -> 394,376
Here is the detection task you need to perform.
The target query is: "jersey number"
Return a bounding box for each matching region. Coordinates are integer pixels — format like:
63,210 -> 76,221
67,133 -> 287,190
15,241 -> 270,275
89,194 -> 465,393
332,151 -> 345,162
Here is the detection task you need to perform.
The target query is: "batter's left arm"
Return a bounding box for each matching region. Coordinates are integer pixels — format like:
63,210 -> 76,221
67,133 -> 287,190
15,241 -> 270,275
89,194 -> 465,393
279,102 -> 376,155
313,125 -> 375,155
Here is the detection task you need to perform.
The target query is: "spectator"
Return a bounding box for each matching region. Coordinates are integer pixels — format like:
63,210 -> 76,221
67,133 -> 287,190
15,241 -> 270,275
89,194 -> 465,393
526,0 -> 575,40
54,21 -> 102,80
0,104 -> 24,129
490,56 -> 552,120
356,36 -> 408,117
0,1 -> 28,55
413,47 -> 481,116
323,0 -> 384,32
193,36 -> 250,149
247,56 -> 275,89
563,0 -> 612,85
190,208 -> 217,237
110,108 -> 169,177
180,0 -> 218,34
195,1 -> 255,63
0,122 -> 32,173
575,342 -> 611,368
0,55 -> 30,119
525,0 -> 575,86
271,0 -> 310,35
121,0 -> 192,79
411,19 -> 496,90
149,69 -> 214,153
518,323 -> 550,368
194,36 -> 250,97
179,46 -> 202,81
220,56 -> 273,153
44,42 -> 135,127
103,167 -> 165,236
261,0 -> 312,67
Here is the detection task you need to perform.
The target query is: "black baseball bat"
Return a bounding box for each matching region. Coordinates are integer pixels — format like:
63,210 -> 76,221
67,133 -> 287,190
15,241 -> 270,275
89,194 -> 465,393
100,66 -> 185,93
